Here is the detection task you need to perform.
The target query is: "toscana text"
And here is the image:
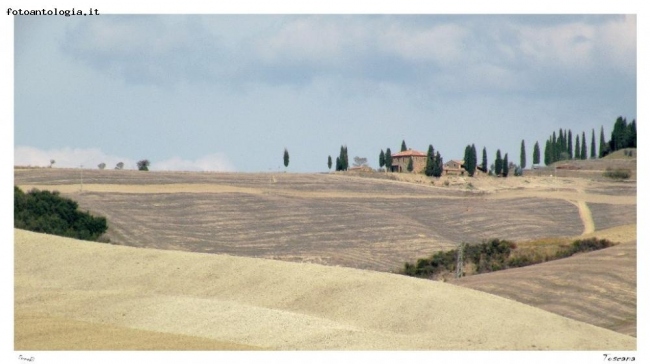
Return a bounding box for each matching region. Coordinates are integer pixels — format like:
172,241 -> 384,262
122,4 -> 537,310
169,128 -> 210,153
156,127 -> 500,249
7,8 -> 99,16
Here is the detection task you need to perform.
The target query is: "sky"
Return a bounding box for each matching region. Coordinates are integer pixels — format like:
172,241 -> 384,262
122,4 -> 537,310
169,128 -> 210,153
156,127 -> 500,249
11,12 -> 637,172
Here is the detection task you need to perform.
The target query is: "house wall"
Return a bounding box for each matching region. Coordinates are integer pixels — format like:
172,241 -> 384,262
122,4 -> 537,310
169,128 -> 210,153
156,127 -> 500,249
392,156 -> 427,173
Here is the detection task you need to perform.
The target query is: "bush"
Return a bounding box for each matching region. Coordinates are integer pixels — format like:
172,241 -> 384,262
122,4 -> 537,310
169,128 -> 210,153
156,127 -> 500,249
14,186 -> 108,241
603,168 -> 631,180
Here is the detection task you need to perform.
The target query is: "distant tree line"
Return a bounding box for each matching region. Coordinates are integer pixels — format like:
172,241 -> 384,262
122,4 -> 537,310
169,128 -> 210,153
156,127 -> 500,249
14,186 -> 108,242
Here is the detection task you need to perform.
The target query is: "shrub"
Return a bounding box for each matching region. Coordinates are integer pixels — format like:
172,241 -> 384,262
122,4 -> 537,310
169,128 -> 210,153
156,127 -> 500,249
603,168 -> 631,180
14,186 -> 108,241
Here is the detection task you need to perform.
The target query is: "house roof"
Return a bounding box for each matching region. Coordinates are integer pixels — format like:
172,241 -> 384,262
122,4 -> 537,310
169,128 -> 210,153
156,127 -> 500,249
392,149 -> 427,158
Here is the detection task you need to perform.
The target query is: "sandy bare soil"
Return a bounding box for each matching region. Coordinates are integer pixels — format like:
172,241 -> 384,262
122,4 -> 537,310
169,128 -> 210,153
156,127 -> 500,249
15,229 -> 635,350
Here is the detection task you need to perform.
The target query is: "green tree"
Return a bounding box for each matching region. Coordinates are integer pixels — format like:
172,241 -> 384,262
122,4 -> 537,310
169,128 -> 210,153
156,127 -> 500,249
385,148 -> 393,172
336,156 -> 342,171
328,155 -> 332,170
599,126 -> 607,158
98,163 -> 106,170
425,145 -> 435,177
590,129 -> 597,159
520,140 -> 526,170
283,148 -> 290,168
379,150 -> 385,169
575,135 -> 581,160
482,147 -> 488,172
544,140 -> 551,166
401,140 -> 407,152
495,149 -> 503,176
338,145 -> 348,171
469,144 -> 477,177
628,119 -> 637,148
568,130 -> 573,159
407,157 -> 414,172
137,159 -> 150,171
581,132 -> 587,160
533,141 -> 540,166
115,162 -> 124,170
503,153 -> 509,177
433,151 -> 443,177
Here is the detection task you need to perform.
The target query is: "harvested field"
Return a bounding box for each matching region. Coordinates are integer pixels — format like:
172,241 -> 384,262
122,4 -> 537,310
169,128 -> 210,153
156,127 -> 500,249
589,203 -> 637,231
15,229 -> 636,350
15,169 -> 606,272
452,225 -> 637,337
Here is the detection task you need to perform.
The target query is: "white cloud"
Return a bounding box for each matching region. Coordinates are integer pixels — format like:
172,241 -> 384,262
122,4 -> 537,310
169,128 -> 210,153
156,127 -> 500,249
14,146 -> 235,172
152,154 -> 235,172
14,146 -> 136,170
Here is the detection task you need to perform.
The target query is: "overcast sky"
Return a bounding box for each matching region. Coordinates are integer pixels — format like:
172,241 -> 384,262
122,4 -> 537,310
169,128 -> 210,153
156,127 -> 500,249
12,13 -> 637,172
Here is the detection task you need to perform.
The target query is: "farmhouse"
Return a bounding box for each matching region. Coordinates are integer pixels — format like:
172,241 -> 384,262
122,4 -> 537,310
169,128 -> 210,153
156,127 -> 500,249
444,160 -> 465,175
391,149 -> 427,173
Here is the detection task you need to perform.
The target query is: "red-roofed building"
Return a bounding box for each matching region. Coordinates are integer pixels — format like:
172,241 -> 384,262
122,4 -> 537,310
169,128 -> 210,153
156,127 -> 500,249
390,149 -> 427,173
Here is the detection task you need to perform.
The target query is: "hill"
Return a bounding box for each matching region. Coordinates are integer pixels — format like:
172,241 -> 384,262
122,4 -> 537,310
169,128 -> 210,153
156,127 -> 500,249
15,229 -> 635,350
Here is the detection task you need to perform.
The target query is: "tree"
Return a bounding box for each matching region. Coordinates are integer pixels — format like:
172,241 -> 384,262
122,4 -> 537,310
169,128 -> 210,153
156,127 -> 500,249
339,146 -> 349,171
283,148 -> 290,169
544,140 -> 551,166
590,129 -> 596,159
401,140 -> 407,152
137,159 -> 150,171
335,157 -> 342,171
327,155 -> 332,170
495,149 -> 503,176
407,157 -> 414,172
469,144 -> 477,177
568,130 -> 573,159
520,140 -> 526,170
599,126 -> 607,158
115,162 -> 124,170
98,163 -> 106,170
503,153 -> 509,177
575,135 -> 581,160
432,151 -> 443,177
482,147 -> 488,172
379,150 -> 385,169
353,156 -> 368,167
581,132 -> 587,160
533,141 -> 540,166
425,145 -> 435,176
628,119 -> 637,148
385,148 -> 393,172
49,159 -> 55,168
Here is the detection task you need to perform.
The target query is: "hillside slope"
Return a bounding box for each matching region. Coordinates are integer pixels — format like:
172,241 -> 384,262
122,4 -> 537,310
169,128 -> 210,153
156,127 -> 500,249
452,225 -> 637,337
15,229 -> 635,350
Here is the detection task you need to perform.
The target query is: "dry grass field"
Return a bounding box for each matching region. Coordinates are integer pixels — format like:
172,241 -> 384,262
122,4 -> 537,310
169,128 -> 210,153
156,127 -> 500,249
14,163 -> 636,350
15,229 -> 635,350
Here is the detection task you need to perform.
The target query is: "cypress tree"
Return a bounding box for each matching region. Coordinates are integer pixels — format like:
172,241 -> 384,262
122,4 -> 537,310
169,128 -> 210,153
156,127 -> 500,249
568,130 -> 573,159
469,144 -> 477,177
581,132 -> 587,160
552,131 -> 558,162
379,150 -> 385,169
495,149 -> 503,176
482,147 -> 488,173
628,120 -> 637,148
385,148 -> 393,172
283,148 -> 289,168
533,141 -> 540,166
503,153 -> 509,177
590,129 -> 596,159
520,140 -> 526,170
544,140 -> 551,166
557,129 -> 566,160
336,156 -> 342,171
401,140 -> 407,152
599,126 -> 607,158
575,135 -> 581,160
425,145 -> 435,176
328,155 -> 332,170
464,145 -> 471,172
433,151 -> 443,177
